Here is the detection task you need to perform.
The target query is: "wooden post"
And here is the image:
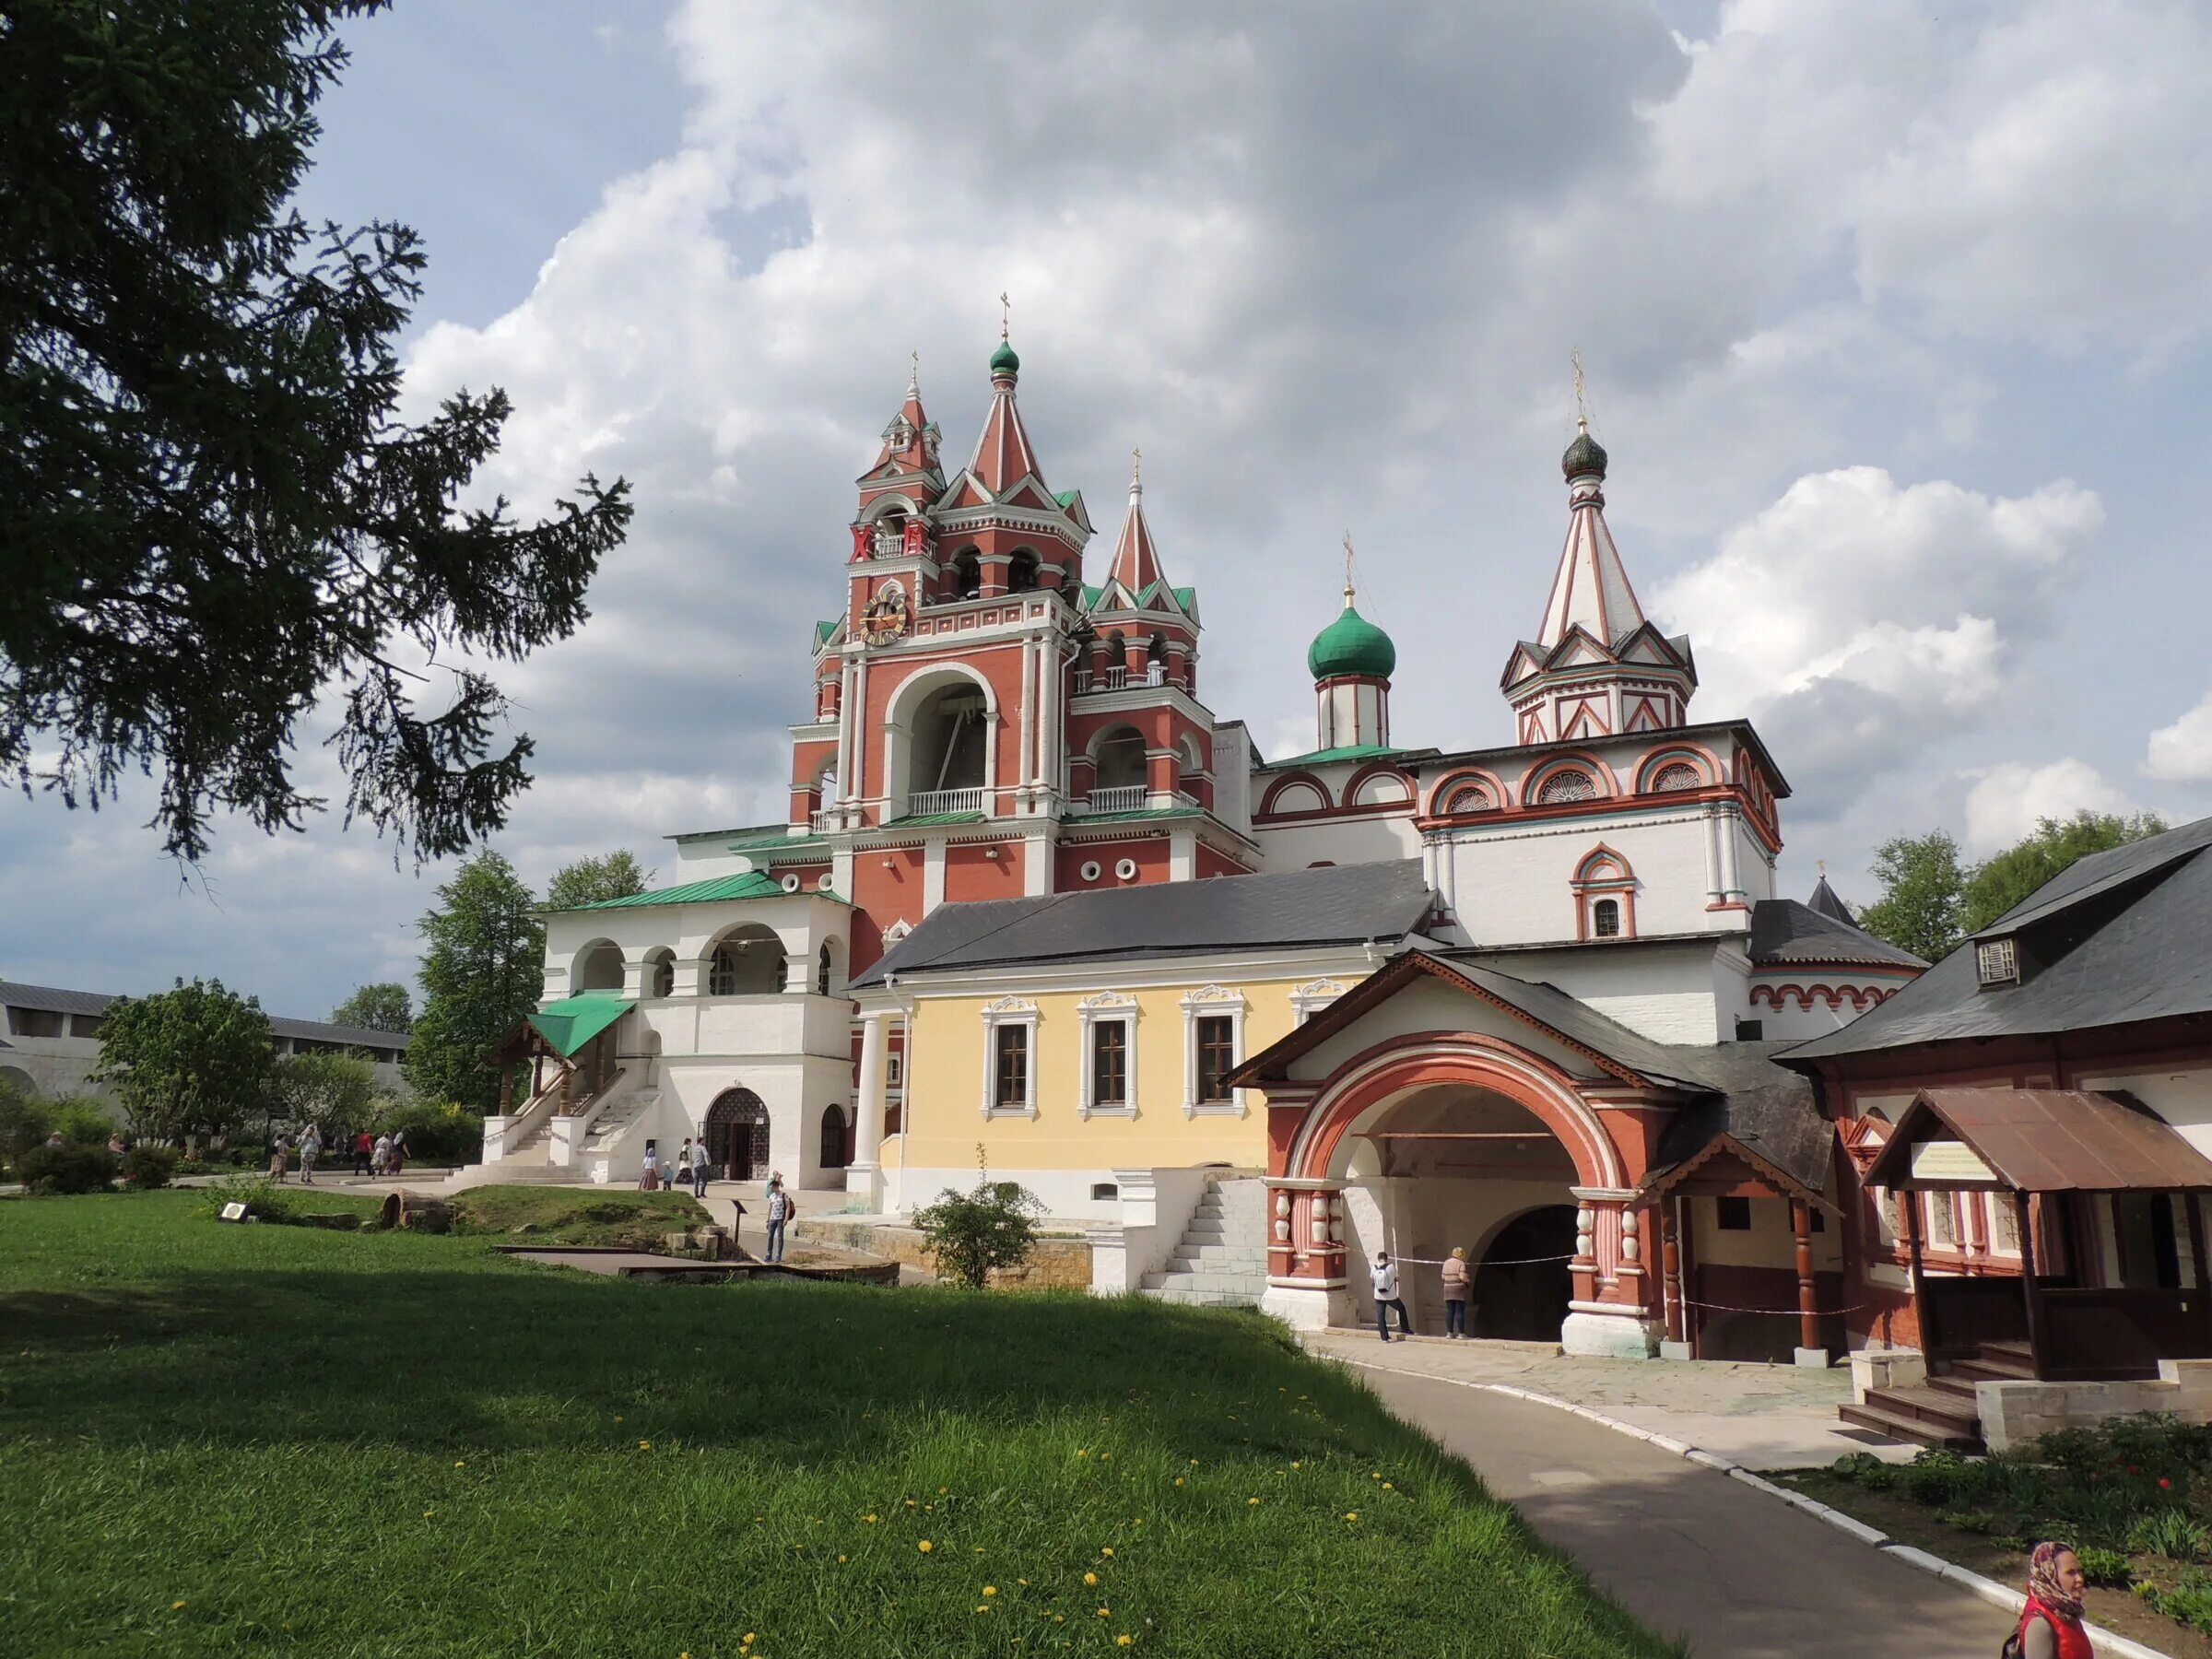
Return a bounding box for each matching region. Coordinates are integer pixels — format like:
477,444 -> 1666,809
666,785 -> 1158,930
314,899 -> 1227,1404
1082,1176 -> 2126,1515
532,1053 -> 543,1101
498,1064 -> 512,1113
2015,1189 -> 2048,1380
1902,1190 -> 1938,1359
1662,1203 -> 1685,1345
559,1061 -> 573,1115
1792,1198 -> 1820,1355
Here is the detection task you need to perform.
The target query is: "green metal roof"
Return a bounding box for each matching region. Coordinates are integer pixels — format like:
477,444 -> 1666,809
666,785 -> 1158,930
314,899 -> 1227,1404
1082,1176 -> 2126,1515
878,810 -> 989,828
1260,743 -> 1405,770
727,833 -> 828,857
1308,601 -> 1396,680
559,871 -> 820,911
990,339 -> 1020,374
814,619 -> 840,647
1053,488 -> 1077,508
528,994 -> 635,1058
1064,806 -> 1205,824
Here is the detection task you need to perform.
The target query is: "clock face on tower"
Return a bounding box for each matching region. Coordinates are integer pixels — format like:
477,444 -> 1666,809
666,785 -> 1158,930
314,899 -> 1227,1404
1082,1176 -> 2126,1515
861,582 -> 910,644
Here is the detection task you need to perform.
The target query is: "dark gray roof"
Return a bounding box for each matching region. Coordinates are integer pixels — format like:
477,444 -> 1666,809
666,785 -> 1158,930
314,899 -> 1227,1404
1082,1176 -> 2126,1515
1806,875 -> 1855,925
853,861 -> 1435,987
1641,1040 -> 1832,1197
1430,951 -> 1723,1091
0,981 -> 408,1054
1783,813 -> 2212,1063
1748,898 -> 1926,969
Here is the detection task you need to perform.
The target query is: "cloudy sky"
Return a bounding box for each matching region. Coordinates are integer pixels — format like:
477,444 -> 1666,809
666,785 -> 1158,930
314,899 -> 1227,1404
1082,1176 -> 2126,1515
6,0 -> 2211,1021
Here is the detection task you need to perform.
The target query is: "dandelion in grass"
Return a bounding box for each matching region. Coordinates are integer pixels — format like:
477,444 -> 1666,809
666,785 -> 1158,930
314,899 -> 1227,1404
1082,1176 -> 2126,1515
838,1555 -> 848,1563
1097,1607 -> 1111,1618
171,1602 -> 186,1611
1018,1578 -> 1029,1586
1084,1572 -> 1098,1586
1117,1638 -> 1134,1648
1247,1498 -> 1261,1506
865,1513 -> 879,1524
454,1461 -> 466,1468
1382,1482 -> 1394,1490
1173,1478 -> 1183,1488
984,1586 -> 998,1597
1345,1512 -> 1359,1522
919,1540 -> 934,1553
639,1441 -> 653,1451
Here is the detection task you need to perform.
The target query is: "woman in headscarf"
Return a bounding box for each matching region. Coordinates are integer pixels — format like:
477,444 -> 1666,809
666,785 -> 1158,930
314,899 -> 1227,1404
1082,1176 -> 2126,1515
1440,1246 -> 1473,1338
2013,1541 -> 2089,1659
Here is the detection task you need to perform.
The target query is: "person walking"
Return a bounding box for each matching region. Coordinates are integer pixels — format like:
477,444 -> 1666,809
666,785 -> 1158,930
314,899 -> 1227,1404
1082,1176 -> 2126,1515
688,1137 -> 710,1198
677,1137 -> 698,1196
1371,1251 -> 1412,1342
639,1139 -> 661,1193
2011,1542 -> 2090,1658
267,1133 -> 291,1182
765,1175 -> 793,1263
1440,1246 -> 1473,1338
371,1133 -> 391,1176
299,1125 -> 322,1186
387,1129 -> 406,1176
354,1128 -> 374,1176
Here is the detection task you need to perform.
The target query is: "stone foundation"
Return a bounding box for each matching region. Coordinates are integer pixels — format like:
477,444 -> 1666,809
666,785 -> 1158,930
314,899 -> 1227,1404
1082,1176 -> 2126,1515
1561,1309 -> 1657,1359
797,1218 -> 1093,1289
1848,1346 -> 1926,1405
1977,1359 -> 2212,1453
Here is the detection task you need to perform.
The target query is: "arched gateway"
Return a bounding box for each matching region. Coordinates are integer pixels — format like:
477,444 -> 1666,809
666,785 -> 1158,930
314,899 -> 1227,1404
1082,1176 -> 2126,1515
704,1088 -> 771,1182
1230,953 -> 1674,1358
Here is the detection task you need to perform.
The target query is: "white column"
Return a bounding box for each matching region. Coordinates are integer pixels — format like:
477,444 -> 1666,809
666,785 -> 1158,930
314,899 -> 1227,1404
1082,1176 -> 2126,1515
1702,806 -> 1723,904
924,839 -> 947,913
1018,634 -> 1039,795
849,655 -> 870,805
1039,635 -> 1063,799
1024,832 -> 1052,896
835,658 -> 856,806
847,1011 -> 889,1202
1719,805 -> 1742,901
1169,827 -> 1196,880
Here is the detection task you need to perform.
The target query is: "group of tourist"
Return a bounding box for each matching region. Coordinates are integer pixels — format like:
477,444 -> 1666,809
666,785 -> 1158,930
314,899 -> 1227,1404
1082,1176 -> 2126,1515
1368,1247 -> 1477,1343
638,1136 -> 712,1197
260,1126 -> 405,1183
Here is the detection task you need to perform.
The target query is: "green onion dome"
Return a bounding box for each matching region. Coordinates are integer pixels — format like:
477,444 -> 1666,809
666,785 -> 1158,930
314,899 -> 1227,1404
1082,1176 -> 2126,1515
1308,597 -> 1396,680
989,338 -> 1020,376
1562,421 -> 1607,480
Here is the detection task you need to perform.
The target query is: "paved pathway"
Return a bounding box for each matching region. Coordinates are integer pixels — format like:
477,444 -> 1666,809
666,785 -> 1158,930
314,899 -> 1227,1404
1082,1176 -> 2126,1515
1305,1328 -> 1916,1470
1350,1365 -> 2018,1657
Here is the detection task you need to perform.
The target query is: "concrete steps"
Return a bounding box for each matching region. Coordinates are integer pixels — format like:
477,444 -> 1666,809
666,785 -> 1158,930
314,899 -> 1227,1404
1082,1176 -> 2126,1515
582,1088 -> 655,1156
1141,1176 -> 1267,1308
1836,1342 -> 2018,1453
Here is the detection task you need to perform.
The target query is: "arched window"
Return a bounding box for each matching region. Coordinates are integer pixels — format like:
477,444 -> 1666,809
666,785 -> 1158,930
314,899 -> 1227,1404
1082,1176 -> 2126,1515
644,947 -> 676,1000
1535,769 -> 1597,806
1650,761 -> 1701,794
707,927 -> 784,996
1092,725 -> 1147,794
1443,782 -> 1495,815
949,549 -> 982,599
816,944 -> 833,997
1006,549 -> 1040,594
871,509 -> 907,559
1593,899 -> 1622,937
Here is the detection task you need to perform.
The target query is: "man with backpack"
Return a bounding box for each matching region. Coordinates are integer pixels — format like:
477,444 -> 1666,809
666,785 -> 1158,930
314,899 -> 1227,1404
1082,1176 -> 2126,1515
1371,1251 -> 1412,1342
764,1175 -> 794,1263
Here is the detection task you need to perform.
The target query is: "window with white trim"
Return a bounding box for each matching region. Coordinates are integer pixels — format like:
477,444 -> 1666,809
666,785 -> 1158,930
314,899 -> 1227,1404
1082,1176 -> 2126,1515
1076,991 -> 1139,1118
1289,977 -> 1347,1025
1180,985 -> 1248,1117
978,995 -> 1040,1118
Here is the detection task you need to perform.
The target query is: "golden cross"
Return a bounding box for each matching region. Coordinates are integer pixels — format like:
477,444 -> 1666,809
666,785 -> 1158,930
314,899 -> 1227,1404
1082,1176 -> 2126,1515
1342,532 -> 1357,601
1571,347 -> 1588,431
1131,445 -> 1142,488
908,348 -> 919,392
999,291 -> 1010,340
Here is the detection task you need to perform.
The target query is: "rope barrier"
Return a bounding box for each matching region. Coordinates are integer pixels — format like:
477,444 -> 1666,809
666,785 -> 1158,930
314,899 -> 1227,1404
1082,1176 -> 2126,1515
1673,1294 -> 1873,1318
1395,1253 -> 1578,1267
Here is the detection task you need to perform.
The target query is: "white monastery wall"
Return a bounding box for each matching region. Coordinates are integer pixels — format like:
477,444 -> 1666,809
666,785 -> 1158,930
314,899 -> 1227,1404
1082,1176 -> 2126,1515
1438,810 -> 1748,947
1466,941 -> 1727,1044
1252,813 -> 1422,874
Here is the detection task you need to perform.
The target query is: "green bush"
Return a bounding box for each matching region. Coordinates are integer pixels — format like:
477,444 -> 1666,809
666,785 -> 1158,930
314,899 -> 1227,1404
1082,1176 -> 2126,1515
0,1087 -> 52,1174
1904,1450 -> 1972,1507
913,1152 -> 1043,1288
17,1143 -> 116,1194
2130,1510 -> 2210,1562
120,1145 -> 180,1189
1936,1508 -> 1996,1534
371,1099 -> 481,1166
2140,1570 -> 2212,1633
45,1097 -> 118,1145
1830,1451 -> 1896,1491
195,1178 -> 304,1224
2077,1546 -> 2132,1587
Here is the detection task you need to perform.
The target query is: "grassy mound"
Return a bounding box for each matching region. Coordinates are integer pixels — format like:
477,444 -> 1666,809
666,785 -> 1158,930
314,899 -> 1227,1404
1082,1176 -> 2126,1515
0,1193 -> 1674,1657
447,1183 -> 711,1247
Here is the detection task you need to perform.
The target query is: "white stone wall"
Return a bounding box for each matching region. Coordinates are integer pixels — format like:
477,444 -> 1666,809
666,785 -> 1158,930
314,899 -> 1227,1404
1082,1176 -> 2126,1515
1435,807 -> 1756,947
1455,940 -> 1729,1045
1251,811 -> 1422,874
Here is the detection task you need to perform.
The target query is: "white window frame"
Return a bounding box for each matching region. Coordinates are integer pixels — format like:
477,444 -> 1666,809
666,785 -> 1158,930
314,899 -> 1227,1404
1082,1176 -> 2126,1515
979,994 -> 1040,1119
1289,977 -> 1347,1026
1076,991 -> 1139,1119
1181,984 -> 1249,1118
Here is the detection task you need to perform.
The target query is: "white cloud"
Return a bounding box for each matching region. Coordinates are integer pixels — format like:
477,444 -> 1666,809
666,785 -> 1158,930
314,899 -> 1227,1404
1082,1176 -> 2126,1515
1962,759 -> 2135,854
1652,468 -> 2102,810
2147,690 -> 2212,783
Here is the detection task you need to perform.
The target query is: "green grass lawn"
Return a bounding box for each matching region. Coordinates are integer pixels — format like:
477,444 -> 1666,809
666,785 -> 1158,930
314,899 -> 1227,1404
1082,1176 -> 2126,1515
0,1193 -> 1675,1658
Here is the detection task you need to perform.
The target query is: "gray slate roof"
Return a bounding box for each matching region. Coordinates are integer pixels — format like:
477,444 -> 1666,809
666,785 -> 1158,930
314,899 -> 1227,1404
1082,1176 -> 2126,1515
1642,1040 -> 1831,1197
1806,875 -> 1856,925
1431,950 -> 1725,1091
0,981 -> 410,1053
1748,898 -> 1926,969
853,860 -> 1435,987
1783,813 -> 2212,1063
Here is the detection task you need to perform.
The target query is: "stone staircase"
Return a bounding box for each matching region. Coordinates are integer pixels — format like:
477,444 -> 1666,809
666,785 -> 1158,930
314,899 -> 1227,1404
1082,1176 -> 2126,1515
582,1087 -> 657,1160
1837,1340 -> 2034,1452
1140,1176 -> 1268,1307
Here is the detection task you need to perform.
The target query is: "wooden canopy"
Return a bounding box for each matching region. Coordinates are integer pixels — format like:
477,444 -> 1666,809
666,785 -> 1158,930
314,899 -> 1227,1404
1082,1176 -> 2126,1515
1865,1088 -> 2212,1194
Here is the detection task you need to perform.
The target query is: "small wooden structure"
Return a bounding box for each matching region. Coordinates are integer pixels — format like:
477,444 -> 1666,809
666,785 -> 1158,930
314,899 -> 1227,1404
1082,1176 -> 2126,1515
1866,1088 -> 2212,1381
492,993 -> 634,1117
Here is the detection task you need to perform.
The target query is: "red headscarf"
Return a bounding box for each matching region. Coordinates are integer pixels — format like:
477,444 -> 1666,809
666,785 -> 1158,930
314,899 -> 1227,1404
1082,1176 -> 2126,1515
2026,1541 -> 2084,1622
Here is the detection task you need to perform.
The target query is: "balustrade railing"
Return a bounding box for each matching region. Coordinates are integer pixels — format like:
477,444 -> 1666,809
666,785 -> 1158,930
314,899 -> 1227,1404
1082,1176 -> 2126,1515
1076,785 -> 1148,814
909,786 -> 989,816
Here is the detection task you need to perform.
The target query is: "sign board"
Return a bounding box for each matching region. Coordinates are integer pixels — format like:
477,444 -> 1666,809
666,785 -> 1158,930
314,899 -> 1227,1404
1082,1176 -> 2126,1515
219,1201 -> 249,1222
1911,1140 -> 1998,1186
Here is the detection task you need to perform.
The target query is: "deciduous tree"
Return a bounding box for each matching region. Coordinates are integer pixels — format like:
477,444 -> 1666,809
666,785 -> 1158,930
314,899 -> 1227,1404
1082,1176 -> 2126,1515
546,851 -> 654,912
1858,830 -> 1971,964
330,982 -> 414,1033
405,851 -> 543,1112
89,980 -> 275,1143
269,1051 -> 378,1137
0,0 -> 631,863
1961,811 -> 2168,934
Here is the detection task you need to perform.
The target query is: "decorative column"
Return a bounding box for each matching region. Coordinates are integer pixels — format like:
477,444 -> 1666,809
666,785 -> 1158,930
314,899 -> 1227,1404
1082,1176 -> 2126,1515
1659,1200 -> 1689,1357
846,1010 -> 890,1206
1259,1177 -> 1347,1332
1793,1199 -> 1826,1367
1564,1188 -> 1660,1359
